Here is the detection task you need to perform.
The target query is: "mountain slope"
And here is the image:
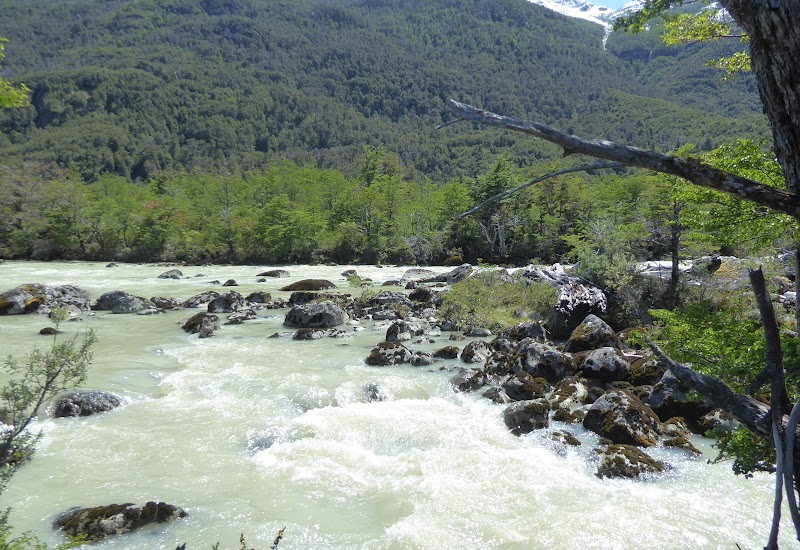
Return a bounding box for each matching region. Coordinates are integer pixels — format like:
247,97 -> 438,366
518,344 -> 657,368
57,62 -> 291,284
0,0 -> 765,181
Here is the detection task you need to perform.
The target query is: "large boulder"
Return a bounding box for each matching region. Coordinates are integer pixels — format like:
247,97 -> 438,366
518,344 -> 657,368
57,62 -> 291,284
280,279 -> 336,291
207,291 -> 247,313
111,295 -> 154,314
54,391 -> 122,417
502,373 -> 547,402
93,290 -> 133,311
583,389 -> 661,447
284,301 -> 348,328
450,368 -> 487,392
54,502 -> 188,542
596,444 -> 665,479
182,312 -> 220,338
563,314 -> 619,353
365,342 -> 413,366
503,399 -> 551,435
581,347 -> 631,382
288,291 -> 343,306
0,284 -> 91,315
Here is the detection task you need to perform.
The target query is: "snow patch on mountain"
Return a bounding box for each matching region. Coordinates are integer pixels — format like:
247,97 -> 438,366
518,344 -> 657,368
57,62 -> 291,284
526,0 -> 646,28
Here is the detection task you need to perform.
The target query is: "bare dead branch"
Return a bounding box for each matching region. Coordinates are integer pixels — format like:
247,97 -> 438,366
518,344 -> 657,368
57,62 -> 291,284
457,163 -> 625,219
448,100 -> 800,220
768,419 -> 784,550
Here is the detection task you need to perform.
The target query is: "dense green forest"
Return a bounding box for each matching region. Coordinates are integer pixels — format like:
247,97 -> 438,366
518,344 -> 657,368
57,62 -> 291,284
0,0 -> 765,180
0,0 -> 779,266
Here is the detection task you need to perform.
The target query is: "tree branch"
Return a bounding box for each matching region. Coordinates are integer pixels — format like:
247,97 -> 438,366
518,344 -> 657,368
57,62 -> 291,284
448,101 -> 800,220
456,163 -> 625,219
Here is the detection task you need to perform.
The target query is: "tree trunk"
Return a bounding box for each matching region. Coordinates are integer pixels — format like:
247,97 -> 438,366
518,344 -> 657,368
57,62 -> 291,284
722,0 -> 800,195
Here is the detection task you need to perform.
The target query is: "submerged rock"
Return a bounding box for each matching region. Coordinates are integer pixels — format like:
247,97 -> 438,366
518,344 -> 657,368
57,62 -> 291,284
182,312 -> 220,338
54,391 -> 122,417
54,502 -> 188,542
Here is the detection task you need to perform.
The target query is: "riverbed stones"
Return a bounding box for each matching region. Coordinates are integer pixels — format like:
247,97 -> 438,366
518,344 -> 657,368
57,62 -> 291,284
284,301 -> 348,328
503,399 -> 551,435
563,314 -> 619,353
54,501 -> 188,542
583,389 -> 661,447
182,312 -> 220,338
595,444 -> 665,479
411,351 -> 435,366
54,391 -> 123,417
365,342 -> 413,366
399,268 -> 437,285
502,374 -> 547,401
280,279 -> 336,291
386,320 -> 426,342
224,310 -> 257,325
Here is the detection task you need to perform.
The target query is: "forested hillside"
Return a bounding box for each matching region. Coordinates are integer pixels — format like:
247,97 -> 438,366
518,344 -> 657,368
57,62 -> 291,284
0,0 -> 765,181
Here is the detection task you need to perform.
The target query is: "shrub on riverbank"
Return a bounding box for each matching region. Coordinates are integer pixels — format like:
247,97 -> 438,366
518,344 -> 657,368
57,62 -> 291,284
440,271 -> 558,332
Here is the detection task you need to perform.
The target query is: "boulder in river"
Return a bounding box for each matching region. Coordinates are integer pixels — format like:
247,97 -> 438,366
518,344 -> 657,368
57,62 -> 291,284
258,269 -> 290,278
245,291 -> 272,303
503,399 -> 551,435
365,342 -> 413,366
583,389 -> 661,447
54,501 -> 188,542
111,295 -> 155,314
54,390 -> 123,417
182,312 -> 220,338
595,444 -> 665,479
157,269 -> 183,279
1,284 -> 90,315
222,279 -> 238,287
514,340 -> 576,382
581,347 -> 631,382
208,291 -> 247,313
460,340 -> 490,364
150,297 -> 182,310
280,279 -> 336,291
284,301 -> 348,328
182,291 -> 220,308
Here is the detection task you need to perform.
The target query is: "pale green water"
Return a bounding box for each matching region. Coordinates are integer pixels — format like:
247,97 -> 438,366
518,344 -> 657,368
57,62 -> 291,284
0,261 -> 794,549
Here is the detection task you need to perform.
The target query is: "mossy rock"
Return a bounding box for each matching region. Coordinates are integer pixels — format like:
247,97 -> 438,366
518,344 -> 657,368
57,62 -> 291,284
664,435 -> 702,456
596,444 -> 665,479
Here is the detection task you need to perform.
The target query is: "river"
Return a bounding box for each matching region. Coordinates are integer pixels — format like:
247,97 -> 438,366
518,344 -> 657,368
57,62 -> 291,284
0,261 -> 793,549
